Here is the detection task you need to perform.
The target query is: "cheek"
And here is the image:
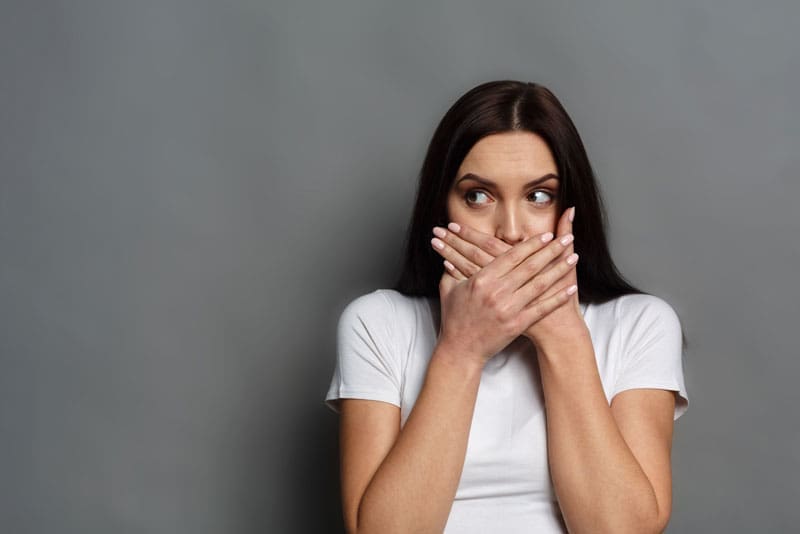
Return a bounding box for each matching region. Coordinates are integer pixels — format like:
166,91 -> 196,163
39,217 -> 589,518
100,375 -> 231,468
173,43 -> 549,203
446,197 -> 475,224
525,218 -> 556,237
548,211 -> 559,231
445,195 -> 464,222
446,195 -> 559,236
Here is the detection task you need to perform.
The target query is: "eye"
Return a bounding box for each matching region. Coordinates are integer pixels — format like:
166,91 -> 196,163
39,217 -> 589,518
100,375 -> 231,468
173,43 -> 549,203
529,190 -> 554,205
464,189 -> 490,206
464,189 -> 556,208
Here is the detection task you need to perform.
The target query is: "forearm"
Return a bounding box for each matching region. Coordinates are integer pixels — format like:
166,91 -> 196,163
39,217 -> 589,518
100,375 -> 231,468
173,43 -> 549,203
356,342 -> 483,534
536,330 -> 660,534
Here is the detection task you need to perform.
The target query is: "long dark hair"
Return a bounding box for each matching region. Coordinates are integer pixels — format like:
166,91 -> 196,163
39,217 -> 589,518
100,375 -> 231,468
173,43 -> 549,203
393,80 -> 646,303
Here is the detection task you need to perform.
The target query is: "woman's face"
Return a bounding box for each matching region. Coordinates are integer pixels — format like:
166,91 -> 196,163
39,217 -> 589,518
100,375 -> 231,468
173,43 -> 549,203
446,131 -> 561,245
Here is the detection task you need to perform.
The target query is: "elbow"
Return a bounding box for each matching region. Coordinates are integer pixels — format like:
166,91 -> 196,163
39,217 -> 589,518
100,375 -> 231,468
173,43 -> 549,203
652,510 -> 671,534
605,516 -> 667,534
345,506 -> 371,534
635,486 -> 671,534
343,502 -> 359,534
637,502 -> 671,534
638,516 -> 669,534
607,500 -> 669,534
650,495 -> 672,534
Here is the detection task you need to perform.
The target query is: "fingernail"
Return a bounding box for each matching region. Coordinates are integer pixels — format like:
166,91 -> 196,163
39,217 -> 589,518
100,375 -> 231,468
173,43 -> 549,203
431,237 -> 445,250
560,233 -> 574,246
566,284 -> 578,295
569,206 -> 575,222
540,232 -> 554,243
432,227 -> 446,239
448,222 -> 461,233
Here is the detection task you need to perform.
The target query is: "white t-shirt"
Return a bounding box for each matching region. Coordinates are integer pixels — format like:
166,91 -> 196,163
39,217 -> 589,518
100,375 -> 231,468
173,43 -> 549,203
324,288 -> 689,533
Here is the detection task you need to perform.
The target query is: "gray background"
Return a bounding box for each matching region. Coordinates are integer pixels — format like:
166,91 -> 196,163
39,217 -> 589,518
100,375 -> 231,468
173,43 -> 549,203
1,0 -> 797,532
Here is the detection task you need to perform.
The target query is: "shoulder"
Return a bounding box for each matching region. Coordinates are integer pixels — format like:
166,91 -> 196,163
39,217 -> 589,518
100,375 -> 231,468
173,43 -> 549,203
606,293 -> 683,352
338,288 -> 423,331
615,293 -> 680,324
340,288 -> 419,316
615,293 -> 682,336
584,293 -> 682,345
340,288 -> 393,317
586,292 -> 678,323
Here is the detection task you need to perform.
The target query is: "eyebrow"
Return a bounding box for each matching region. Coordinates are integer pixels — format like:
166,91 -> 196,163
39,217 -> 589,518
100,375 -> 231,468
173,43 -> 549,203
455,172 -> 559,189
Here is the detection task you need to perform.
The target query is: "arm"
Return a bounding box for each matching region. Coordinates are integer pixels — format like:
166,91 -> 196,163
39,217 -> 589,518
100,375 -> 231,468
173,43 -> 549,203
535,326 -> 675,534
340,341 -> 484,534
423,212 -> 683,532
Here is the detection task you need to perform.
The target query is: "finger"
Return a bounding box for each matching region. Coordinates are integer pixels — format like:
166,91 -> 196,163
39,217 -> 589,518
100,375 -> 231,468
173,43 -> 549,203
438,269 -> 454,295
555,206 -> 573,242
547,207 -> 577,273
442,259 -> 468,281
518,207 -> 578,310
518,281 -> 577,325
438,266 -> 465,297
432,224 -> 497,271
502,232 -> 575,292
544,239 -> 576,272
475,230 -> 557,281
516,250 -> 578,306
444,221 -> 512,259
551,204 -> 575,260
430,235 -> 482,277
558,206 -> 579,306
537,251 -> 580,311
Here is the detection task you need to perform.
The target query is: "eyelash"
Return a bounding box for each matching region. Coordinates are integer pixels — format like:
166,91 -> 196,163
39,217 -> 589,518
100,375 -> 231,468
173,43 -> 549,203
463,189 -> 555,208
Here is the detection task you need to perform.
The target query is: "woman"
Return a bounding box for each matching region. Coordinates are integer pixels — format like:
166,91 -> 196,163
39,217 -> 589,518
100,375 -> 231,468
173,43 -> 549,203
325,80 -> 689,533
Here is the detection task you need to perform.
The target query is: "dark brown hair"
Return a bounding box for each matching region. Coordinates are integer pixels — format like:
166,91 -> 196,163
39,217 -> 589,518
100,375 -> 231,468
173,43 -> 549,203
392,80 -> 646,304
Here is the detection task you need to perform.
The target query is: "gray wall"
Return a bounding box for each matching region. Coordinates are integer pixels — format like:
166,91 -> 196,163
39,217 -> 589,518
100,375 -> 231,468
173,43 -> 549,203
1,1 -> 797,532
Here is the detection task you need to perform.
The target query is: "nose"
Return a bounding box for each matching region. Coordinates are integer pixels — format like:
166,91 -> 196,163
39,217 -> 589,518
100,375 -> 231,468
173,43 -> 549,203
494,204 -> 531,245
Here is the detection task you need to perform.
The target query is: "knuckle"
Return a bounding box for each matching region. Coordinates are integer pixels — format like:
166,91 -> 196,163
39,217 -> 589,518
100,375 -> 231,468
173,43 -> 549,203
508,246 -> 526,264
486,239 -> 507,256
498,302 -> 516,323
548,240 -> 565,258
527,301 -> 544,321
466,247 -> 483,265
532,276 -> 547,294
484,286 -> 505,309
470,274 -> 487,291
555,260 -> 571,278
524,258 -> 540,275
505,316 -> 521,335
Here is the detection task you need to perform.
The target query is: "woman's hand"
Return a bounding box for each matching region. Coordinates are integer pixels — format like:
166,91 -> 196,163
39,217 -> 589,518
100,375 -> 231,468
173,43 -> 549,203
432,212 -> 579,367
430,207 -> 586,350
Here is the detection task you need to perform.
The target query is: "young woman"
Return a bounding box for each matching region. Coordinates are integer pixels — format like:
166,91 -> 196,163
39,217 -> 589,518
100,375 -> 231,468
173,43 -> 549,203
325,80 -> 689,534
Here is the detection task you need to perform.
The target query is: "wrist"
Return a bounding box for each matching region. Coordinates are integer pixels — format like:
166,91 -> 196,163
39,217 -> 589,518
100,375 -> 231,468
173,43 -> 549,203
532,322 -> 592,358
433,338 -> 487,374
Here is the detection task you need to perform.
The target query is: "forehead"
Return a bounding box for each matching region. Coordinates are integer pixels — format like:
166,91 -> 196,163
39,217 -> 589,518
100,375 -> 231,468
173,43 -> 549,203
457,131 -> 557,177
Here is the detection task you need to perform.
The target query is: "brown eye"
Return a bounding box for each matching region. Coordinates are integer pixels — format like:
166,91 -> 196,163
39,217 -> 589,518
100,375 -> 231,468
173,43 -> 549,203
465,190 -> 490,206
529,190 -> 554,205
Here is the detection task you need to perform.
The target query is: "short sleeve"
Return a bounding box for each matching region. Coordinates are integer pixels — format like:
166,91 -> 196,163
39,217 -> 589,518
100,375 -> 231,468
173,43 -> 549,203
613,295 -> 690,421
324,290 -> 402,414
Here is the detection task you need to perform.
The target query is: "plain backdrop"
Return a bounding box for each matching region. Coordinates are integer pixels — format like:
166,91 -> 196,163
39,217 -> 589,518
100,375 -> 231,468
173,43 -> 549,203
1,0 -> 798,532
